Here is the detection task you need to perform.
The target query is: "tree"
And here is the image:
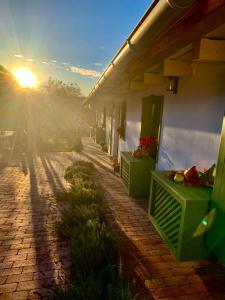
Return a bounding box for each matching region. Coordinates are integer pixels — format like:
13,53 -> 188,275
39,77 -> 82,98
37,78 -> 85,147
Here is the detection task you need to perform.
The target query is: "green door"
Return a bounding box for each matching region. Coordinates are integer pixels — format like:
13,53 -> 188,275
140,95 -> 163,140
207,113 -> 225,263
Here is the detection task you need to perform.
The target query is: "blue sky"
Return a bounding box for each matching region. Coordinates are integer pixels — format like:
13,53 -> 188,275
0,0 -> 151,95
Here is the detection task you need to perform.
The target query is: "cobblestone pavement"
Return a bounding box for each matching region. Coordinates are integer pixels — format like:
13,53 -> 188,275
0,152 -> 79,300
82,138 -> 225,300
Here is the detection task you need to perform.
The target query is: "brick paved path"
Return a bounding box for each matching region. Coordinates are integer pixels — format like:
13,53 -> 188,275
1,140 -> 225,300
83,138 -> 225,300
0,152 -> 77,300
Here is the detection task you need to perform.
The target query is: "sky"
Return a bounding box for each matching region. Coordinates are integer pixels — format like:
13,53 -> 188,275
0,0 -> 152,96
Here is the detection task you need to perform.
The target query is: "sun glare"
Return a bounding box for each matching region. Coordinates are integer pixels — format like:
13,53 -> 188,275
13,68 -> 37,88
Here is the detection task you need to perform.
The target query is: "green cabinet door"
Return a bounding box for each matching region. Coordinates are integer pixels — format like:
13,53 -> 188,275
207,113 -> 225,264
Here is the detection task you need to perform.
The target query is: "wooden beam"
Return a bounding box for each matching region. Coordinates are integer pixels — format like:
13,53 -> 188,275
144,73 -> 165,85
129,80 -> 149,91
163,60 -> 193,77
193,38 -> 225,62
127,2 -> 225,77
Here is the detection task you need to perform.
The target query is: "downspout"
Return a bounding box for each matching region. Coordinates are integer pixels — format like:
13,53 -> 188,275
88,0 -> 195,100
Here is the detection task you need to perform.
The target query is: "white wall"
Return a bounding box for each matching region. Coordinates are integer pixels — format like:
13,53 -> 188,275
158,62 -> 225,171
118,62 -> 225,171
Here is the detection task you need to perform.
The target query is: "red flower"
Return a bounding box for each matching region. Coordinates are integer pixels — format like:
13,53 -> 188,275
138,136 -> 158,158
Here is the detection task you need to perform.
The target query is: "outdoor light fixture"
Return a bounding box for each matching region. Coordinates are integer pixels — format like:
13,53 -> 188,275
166,76 -> 179,94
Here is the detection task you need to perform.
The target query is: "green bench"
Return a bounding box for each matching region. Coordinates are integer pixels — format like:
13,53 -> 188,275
149,171 -> 212,261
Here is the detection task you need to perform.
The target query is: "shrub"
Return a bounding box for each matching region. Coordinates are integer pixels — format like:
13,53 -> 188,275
64,160 -> 93,183
54,159 -> 139,300
53,265 -> 139,300
69,185 -> 102,206
56,187 -> 101,206
55,203 -> 102,238
70,220 -> 117,275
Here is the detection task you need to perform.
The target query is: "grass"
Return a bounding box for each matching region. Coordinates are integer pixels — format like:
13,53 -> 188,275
53,158 -> 140,300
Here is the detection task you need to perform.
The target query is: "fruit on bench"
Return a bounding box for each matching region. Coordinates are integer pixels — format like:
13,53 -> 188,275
184,166 -> 199,183
174,173 -> 185,183
132,148 -> 142,158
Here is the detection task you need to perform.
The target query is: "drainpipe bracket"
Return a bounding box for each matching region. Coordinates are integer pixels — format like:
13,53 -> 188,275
126,39 -> 134,50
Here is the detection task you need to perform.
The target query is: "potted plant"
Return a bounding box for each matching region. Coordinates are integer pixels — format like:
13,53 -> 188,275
132,136 -> 158,160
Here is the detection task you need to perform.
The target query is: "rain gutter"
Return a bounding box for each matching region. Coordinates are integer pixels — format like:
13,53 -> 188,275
88,0 -> 195,100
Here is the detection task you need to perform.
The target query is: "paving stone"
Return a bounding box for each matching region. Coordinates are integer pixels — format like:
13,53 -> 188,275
0,153 -> 72,299
1,140 -> 225,299
6,273 -> 33,284
0,283 -> 17,293
0,291 -> 29,300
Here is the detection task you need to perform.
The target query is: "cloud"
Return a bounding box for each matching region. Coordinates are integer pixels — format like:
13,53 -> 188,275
41,61 -> 48,64
94,62 -> 102,66
62,62 -> 70,65
14,54 -> 24,58
52,60 -> 57,63
70,66 -> 101,77
26,58 -> 33,62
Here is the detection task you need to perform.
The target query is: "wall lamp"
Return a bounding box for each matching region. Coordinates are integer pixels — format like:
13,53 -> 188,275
166,76 -> 179,94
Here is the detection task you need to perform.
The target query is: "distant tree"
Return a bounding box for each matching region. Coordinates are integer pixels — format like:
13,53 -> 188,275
37,78 -> 86,143
40,77 -> 82,98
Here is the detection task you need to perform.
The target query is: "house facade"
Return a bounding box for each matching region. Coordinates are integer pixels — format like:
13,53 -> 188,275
87,0 -> 225,262
88,0 -> 225,169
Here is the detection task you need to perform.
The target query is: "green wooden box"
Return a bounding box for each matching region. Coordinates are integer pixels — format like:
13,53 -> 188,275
149,171 -> 212,261
120,151 -> 155,197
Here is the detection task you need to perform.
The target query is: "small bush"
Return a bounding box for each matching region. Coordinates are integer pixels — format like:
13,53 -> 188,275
70,220 -> 117,275
53,265 -> 139,300
55,203 -> 102,238
69,177 -> 96,190
56,187 -> 101,206
54,158 -> 139,300
64,160 -> 93,183
69,185 -> 102,206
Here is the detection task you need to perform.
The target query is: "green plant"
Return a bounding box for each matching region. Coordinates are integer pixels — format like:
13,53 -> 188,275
54,159 -> 139,300
53,265 -> 139,300
56,187 -> 101,206
55,203 -> 102,238
69,184 -> 102,206
70,220 -> 117,275
64,160 -> 93,183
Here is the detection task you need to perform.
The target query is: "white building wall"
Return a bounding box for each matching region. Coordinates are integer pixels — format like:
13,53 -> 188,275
118,62 -> 225,171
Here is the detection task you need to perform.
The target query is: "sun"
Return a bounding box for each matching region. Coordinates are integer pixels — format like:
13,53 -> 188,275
12,68 -> 37,88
